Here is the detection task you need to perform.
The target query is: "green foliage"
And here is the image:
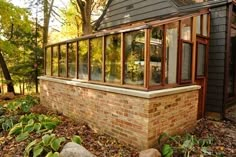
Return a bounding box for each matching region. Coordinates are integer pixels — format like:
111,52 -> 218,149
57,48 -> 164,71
24,134 -> 65,157
8,113 -> 60,142
71,135 -> 82,144
6,96 -> 39,113
158,132 -> 215,157
0,116 -> 15,131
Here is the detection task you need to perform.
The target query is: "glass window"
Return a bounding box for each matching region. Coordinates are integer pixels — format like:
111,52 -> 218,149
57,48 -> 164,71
197,43 -> 206,76
202,14 -> 208,36
46,47 -> 51,76
150,26 -> 163,85
52,46 -> 58,76
181,18 -> 191,41
228,28 -> 236,96
232,5 -> 236,25
124,30 -> 145,86
105,34 -> 121,83
181,42 -> 192,81
68,42 -> 76,78
59,44 -> 67,77
166,22 -> 178,84
78,40 -> 88,79
196,15 -> 201,35
90,37 -> 103,81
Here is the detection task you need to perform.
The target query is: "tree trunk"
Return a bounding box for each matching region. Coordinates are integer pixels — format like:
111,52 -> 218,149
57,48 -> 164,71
0,52 -> 15,93
76,0 -> 93,35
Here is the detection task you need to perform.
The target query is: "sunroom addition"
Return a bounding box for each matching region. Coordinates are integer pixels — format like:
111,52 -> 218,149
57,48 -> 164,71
40,11 -> 209,149
44,12 -> 209,90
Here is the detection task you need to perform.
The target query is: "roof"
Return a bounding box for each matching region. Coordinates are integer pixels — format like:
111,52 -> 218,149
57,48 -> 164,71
95,0 -> 230,30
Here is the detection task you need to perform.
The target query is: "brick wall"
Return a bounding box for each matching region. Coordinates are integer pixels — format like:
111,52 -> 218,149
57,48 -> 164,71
40,79 -> 199,150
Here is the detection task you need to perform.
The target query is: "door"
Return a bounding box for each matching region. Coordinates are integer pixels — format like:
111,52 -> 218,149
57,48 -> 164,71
195,38 -> 208,119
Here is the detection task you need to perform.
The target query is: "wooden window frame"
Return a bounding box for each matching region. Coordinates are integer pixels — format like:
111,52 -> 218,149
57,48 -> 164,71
195,39 -> 208,79
178,40 -> 194,84
225,3 -> 236,102
196,13 -> 210,38
43,12 -> 210,91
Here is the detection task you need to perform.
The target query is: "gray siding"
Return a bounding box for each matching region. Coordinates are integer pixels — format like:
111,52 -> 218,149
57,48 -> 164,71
206,5 -> 227,113
98,0 -> 178,30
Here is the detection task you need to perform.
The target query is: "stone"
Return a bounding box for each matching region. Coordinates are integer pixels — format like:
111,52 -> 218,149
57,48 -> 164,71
139,148 -> 161,157
60,142 -> 96,157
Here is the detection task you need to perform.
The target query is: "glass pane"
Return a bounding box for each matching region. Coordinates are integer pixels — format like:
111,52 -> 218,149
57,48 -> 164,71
52,46 -> 58,76
68,42 -> 76,78
181,18 -> 191,41
197,43 -> 206,76
90,37 -> 102,81
59,44 -> 67,77
228,28 -> 236,96
105,34 -> 121,83
181,43 -> 192,81
232,5 -> 236,25
202,14 -> 208,36
46,47 -> 51,76
124,30 -> 145,86
196,15 -> 201,35
166,22 -> 178,84
78,40 -> 88,79
150,26 -> 163,85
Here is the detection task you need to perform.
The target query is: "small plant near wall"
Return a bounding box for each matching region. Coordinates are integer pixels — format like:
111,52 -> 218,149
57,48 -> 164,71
24,134 -> 82,157
158,132 -> 221,157
6,95 -> 39,114
8,113 -> 60,142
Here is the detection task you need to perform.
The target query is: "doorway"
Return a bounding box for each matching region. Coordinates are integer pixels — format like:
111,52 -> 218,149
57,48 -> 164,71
195,37 -> 209,119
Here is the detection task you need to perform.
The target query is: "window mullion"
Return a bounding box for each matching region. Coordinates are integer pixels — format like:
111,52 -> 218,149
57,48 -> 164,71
162,25 -> 166,86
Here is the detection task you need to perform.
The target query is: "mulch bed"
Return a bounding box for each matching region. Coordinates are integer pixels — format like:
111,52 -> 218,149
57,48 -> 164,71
0,104 -> 139,157
193,119 -> 236,156
0,99 -> 236,157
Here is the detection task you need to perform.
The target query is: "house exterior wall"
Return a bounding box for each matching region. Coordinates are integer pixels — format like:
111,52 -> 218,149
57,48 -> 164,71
206,5 -> 228,113
40,78 -> 199,150
98,0 -> 178,30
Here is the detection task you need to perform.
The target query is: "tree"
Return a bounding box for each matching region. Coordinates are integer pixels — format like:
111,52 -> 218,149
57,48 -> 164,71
0,0 -> 41,94
71,0 -> 107,35
0,0 -> 32,93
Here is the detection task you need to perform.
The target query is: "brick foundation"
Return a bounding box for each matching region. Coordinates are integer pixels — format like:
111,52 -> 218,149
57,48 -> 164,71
40,77 -> 199,150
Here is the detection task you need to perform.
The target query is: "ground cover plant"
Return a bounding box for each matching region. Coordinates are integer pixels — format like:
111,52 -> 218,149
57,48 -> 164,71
0,95 -> 139,157
0,95 -> 235,157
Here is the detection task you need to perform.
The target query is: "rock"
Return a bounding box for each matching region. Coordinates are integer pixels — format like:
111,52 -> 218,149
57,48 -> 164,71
139,148 -> 161,157
60,142 -> 96,157
0,92 -> 15,100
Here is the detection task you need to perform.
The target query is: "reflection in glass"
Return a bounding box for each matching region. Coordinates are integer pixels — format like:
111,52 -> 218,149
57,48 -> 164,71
202,14 -> 208,36
181,18 -> 191,41
150,26 -> 163,85
46,47 -> 51,76
90,37 -> 102,81
197,43 -> 206,76
196,15 -> 201,35
52,46 -> 58,76
124,30 -> 145,86
105,34 -> 121,83
166,22 -> 178,84
181,43 -> 192,81
78,40 -> 88,79
68,42 -> 76,78
59,44 -> 67,77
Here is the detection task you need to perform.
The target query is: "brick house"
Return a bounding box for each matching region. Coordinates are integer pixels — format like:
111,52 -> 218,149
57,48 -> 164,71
39,0 -> 236,149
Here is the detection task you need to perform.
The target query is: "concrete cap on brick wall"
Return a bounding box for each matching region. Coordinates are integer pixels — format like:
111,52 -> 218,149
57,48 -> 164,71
39,76 -> 201,99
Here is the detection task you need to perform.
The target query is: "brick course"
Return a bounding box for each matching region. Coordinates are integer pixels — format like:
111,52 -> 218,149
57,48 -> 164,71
40,79 -> 199,150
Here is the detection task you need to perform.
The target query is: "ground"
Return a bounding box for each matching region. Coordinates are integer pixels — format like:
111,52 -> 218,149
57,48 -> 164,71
0,96 -> 235,157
